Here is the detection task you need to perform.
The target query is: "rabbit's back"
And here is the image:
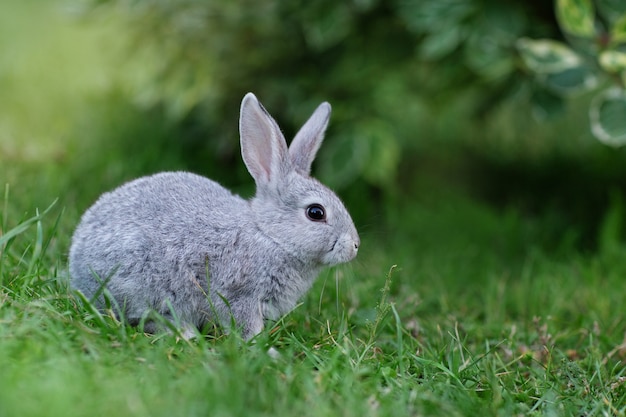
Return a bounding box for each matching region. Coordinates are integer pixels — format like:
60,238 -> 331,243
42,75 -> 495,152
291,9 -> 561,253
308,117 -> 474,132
69,172 -> 248,314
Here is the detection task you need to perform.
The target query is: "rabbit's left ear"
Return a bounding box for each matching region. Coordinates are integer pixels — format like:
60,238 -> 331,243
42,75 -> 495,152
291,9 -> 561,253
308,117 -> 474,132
289,102 -> 331,175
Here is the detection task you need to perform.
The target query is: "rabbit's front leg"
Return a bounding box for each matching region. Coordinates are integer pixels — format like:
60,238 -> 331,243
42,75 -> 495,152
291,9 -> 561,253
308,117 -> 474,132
140,315 -> 198,339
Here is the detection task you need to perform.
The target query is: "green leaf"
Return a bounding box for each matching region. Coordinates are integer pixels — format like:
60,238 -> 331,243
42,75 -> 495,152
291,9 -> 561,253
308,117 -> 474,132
302,4 -> 351,50
420,26 -> 462,60
531,88 -> 565,120
590,87 -> 626,146
317,130 -> 369,189
556,0 -> 596,38
395,0 -> 475,34
362,122 -> 400,187
596,0 -> 626,26
540,65 -> 597,94
516,38 -> 582,74
465,32 -> 515,81
598,50 -> 626,72
610,14 -> 626,44
319,119 -> 399,189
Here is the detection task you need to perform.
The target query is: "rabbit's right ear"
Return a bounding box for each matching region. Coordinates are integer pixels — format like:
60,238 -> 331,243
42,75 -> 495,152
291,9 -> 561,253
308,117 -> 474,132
239,93 -> 289,188
289,102 -> 331,175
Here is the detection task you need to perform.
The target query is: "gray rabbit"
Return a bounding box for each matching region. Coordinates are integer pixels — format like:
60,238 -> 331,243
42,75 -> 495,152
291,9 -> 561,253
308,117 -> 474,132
69,93 -> 360,340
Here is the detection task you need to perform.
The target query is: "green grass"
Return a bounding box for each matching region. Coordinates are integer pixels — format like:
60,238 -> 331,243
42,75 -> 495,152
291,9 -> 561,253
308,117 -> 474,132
2,1 -> 626,415
2,187 -> 626,416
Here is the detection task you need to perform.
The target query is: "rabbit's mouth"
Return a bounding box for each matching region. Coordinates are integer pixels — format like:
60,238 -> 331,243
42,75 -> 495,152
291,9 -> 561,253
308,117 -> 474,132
322,234 -> 359,265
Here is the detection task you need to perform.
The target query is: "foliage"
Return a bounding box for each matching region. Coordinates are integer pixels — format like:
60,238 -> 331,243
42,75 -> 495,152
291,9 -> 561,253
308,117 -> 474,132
82,0 -> 561,190
518,0 -> 626,146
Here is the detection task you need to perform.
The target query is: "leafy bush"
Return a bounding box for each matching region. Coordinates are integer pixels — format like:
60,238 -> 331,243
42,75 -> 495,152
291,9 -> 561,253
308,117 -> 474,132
84,0 -> 560,190
517,0 -> 626,146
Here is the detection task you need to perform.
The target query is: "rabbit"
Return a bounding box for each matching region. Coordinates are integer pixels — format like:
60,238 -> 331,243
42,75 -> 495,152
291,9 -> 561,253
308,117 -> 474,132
69,92 -> 360,340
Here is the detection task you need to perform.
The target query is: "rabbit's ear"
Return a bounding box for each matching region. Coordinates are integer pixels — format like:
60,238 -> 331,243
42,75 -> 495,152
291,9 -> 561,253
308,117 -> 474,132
240,93 -> 289,187
289,102 -> 331,175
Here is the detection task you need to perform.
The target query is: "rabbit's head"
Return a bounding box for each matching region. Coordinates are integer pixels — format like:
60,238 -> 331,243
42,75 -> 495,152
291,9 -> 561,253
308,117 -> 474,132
239,93 -> 359,267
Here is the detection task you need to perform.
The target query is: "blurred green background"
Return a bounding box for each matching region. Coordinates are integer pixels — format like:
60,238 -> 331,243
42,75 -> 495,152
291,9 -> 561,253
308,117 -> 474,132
2,0 -> 626,257
4,3 -> 626,414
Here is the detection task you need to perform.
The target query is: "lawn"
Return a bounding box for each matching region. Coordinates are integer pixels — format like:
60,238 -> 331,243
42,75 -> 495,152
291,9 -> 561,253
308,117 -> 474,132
1,1 -> 626,416
3,175 -> 626,417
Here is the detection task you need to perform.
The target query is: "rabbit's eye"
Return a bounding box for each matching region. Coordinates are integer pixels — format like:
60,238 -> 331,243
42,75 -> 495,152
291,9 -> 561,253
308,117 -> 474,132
306,204 -> 326,221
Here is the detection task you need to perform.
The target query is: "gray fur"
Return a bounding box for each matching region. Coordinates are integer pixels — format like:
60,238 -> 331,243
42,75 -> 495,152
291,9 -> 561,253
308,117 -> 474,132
69,93 -> 359,340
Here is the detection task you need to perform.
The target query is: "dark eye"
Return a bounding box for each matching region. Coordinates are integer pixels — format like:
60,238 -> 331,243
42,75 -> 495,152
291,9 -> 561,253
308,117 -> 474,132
306,204 -> 326,221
